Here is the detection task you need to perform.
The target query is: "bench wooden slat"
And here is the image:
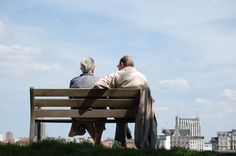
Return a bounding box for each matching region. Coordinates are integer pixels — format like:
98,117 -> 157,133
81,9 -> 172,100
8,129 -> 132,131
35,109 -> 137,118
35,119 -> 135,123
29,87 -> 141,141
33,88 -> 140,98
34,99 -> 137,108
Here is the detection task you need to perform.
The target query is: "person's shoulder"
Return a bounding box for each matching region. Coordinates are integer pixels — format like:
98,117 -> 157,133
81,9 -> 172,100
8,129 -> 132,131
94,75 -> 100,80
85,74 -> 99,80
71,76 -> 80,80
90,75 -> 100,82
70,76 -> 81,82
69,76 -> 81,88
91,74 -> 99,78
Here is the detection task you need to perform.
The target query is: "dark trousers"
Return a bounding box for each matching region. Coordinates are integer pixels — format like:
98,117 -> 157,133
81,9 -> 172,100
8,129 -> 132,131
115,121 -> 127,145
114,121 -> 132,145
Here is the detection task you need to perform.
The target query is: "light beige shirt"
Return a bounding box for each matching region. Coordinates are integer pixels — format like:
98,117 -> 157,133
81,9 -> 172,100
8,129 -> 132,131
95,66 -> 157,148
95,66 -> 148,88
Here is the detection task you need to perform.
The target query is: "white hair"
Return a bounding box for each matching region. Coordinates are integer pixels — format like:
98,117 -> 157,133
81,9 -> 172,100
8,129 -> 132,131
80,57 -> 95,73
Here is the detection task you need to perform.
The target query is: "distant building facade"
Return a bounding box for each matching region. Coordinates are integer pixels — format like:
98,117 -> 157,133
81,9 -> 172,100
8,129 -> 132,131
101,138 -> 135,149
0,133 -> 3,143
189,136 -> 204,151
15,137 -> 29,145
171,128 -> 191,148
176,116 -> 201,137
157,133 -> 171,150
204,142 -> 213,151
232,130 -> 236,150
6,131 -> 14,143
160,116 -> 204,151
162,128 -> 191,149
210,137 -> 218,151
78,137 -> 85,143
217,129 -> 236,151
126,139 -> 136,149
102,138 -> 114,148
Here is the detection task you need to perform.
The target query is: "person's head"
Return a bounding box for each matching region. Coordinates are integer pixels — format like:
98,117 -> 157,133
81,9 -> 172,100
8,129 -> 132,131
80,57 -> 95,74
117,55 -> 134,70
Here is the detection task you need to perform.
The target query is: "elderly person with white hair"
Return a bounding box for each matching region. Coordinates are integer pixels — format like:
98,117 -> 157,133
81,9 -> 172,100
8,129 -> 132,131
68,57 -> 105,145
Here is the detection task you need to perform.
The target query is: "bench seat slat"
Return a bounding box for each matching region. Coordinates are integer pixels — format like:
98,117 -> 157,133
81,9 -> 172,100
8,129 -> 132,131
30,87 -> 141,141
34,99 -> 137,108
33,88 -> 140,98
35,109 -> 137,118
35,119 -> 135,123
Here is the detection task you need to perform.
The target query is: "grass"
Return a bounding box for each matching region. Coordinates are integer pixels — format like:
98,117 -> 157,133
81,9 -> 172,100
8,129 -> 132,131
0,139 -> 222,156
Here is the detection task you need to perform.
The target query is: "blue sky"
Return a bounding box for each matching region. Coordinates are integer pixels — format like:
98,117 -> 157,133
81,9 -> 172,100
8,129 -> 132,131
0,0 -> 236,141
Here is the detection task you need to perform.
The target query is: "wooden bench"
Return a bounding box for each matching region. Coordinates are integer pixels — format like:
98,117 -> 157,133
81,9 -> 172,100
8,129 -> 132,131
29,87 -> 141,141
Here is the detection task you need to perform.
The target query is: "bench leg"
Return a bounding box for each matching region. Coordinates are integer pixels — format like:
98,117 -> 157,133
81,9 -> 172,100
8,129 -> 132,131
37,123 -> 41,141
30,122 -> 44,141
30,87 -> 36,142
36,123 -> 46,141
29,120 -> 35,142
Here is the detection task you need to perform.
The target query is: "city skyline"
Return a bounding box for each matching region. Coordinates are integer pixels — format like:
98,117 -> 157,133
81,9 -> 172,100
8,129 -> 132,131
0,0 -> 236,141
0,116 -> 233,143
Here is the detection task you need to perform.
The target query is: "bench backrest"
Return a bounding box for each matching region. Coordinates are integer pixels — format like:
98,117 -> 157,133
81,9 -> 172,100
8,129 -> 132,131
30,88 -> 141,122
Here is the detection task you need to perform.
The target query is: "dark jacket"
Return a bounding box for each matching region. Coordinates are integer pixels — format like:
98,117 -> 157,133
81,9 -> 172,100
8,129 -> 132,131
135,87 -> 157,149
68,73 -> 102,137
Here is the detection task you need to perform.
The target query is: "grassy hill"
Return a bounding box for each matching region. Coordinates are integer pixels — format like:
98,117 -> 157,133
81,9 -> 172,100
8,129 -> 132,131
0,140 -> 226,156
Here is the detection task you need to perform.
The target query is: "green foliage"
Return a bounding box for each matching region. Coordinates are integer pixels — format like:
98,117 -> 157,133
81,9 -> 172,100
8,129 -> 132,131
0,140 -> 221,156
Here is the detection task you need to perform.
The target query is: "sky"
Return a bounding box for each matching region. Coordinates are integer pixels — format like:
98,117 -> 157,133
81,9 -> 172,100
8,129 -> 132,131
0,0 -> 236,141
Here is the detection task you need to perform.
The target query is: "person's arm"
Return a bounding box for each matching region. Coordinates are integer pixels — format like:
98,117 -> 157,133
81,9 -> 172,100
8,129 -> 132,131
94,73 -> 116,89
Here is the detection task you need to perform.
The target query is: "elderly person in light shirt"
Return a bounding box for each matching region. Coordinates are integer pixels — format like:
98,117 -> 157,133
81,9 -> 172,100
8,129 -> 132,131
95,55 -> 149,148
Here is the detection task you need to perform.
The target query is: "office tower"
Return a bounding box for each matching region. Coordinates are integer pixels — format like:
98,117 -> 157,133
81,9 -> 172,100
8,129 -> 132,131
0,133 -> 3,142
176,116 -> 201,137
6,131 -> 14,143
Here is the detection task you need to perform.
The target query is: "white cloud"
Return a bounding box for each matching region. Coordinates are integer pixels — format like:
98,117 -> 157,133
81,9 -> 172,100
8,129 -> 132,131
194,98 -> 216,108
195,98 -> 212,104
223,89 -> 236,101
0,44 -> 62,76
31,62 -> 61,72
158,79 -> 189,89
0,44 -> 39,54
43,0 -> 236,65
201,113 -> 225,119
157,106 -> 173,113
0,44 -> 39,70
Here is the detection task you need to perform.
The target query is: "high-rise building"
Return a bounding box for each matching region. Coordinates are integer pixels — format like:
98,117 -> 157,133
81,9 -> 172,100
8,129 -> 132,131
176,116 -> 201,137
161,116 -> 204,151
0,133 -> 3,142
6,131 -> 14,143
